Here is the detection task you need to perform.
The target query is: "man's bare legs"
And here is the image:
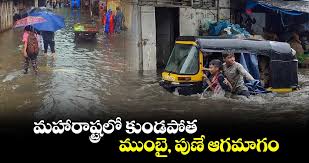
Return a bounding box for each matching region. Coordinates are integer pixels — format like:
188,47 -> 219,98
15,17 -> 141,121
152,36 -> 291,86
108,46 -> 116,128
51,53 -> 56,60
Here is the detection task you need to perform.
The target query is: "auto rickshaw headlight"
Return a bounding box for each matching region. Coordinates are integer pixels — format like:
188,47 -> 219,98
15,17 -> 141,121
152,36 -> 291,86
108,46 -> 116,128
164,75 -> 176,81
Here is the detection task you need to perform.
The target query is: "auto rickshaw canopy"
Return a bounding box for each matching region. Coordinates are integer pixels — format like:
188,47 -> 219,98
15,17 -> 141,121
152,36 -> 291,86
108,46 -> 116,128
196,38 -> 295,61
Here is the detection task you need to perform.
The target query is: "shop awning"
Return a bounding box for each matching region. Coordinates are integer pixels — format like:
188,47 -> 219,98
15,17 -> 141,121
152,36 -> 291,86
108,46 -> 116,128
247,0 -> 309,15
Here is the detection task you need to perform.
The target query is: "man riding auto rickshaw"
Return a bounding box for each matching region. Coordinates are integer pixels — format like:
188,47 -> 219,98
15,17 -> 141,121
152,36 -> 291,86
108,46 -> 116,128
159,36 -> 299,96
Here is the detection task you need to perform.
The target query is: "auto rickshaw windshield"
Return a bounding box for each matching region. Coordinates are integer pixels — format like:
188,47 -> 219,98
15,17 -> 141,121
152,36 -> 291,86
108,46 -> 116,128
165,44 -> 199,75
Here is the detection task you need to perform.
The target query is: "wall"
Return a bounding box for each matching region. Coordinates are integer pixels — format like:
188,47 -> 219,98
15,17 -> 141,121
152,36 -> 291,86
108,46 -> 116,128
107,0 -> 120,12
179,0 -> 230,36
219,0 -> 230,20
250,13 -> 266,35
0,1 -> 13,32
179,8 -> 217,36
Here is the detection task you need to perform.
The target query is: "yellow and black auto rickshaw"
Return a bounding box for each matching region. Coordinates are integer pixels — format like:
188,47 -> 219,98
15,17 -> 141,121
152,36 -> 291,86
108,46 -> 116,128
159,36 -> 299,95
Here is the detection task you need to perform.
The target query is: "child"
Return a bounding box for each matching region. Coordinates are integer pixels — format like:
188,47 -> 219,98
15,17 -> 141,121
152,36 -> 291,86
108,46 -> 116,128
22,26 -> 39,75
222,53 -> 254,97
203,59 -> 232,94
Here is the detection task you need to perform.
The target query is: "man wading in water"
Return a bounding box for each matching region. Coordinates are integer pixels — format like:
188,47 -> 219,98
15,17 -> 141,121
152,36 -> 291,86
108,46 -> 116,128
222,53 -> 254,97
42,31 -> 56,60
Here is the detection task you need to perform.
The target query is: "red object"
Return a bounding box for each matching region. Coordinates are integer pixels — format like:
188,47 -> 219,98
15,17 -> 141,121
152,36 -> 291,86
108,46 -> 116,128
246,9 -> 252,14
102,14 -> 106,25
14,16 -> 47,28
109,13 -> 114,34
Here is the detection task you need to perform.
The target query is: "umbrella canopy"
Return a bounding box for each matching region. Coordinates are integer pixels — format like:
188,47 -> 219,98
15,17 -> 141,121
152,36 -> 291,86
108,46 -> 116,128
29,9 -> 65,32
14,16 -> 47,28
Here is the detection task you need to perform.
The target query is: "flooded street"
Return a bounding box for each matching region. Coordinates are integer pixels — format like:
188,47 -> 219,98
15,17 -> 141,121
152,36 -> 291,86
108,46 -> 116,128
0,8 -> 309,126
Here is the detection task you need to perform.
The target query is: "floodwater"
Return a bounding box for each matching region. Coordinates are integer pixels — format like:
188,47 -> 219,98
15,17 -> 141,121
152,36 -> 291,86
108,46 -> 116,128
0,8 -> 308,127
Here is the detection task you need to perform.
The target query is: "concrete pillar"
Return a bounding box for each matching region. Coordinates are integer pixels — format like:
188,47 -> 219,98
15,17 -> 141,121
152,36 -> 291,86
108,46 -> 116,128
122,2 -> 157,71
9,1 -> 13,29
122,0 -> 142,71
35,0 -> 39,7
140,6 -> 157,71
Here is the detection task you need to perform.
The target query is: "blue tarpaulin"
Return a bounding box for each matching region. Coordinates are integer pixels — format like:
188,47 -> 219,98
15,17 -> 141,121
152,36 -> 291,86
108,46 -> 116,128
208,20 -> 251,38
239,53 -> 269,94
246,0 -> 303,16
245,80 -> 270,95
240,53 -> 260,80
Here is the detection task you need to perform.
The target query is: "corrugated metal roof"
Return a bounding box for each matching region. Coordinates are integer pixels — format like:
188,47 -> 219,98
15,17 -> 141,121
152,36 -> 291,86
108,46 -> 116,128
257,0 -> 309,13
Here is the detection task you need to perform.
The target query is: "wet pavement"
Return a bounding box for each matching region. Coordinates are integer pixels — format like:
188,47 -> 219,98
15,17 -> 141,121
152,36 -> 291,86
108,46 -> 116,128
0,8 -> 309,126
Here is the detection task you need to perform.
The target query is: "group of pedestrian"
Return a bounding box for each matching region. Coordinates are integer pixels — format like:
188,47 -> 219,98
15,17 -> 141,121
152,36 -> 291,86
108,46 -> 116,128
22,26 -> 56,75
203,53 -> 254,98
21,4 -> 123,75
102,7 -> 124,34
46,0 -> 63,9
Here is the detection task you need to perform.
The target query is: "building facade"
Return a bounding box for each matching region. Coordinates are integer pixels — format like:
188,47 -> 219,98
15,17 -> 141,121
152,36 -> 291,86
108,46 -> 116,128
120,0 -> 231,71
0,0 -> 14,32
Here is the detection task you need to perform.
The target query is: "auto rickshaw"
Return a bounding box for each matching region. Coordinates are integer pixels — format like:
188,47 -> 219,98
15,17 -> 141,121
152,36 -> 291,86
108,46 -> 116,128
74,22 -> 99,40
159,36 -> 299,95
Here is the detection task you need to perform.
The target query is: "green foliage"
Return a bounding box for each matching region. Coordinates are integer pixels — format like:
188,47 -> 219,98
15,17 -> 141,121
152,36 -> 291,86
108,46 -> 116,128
297,53 -> 307,63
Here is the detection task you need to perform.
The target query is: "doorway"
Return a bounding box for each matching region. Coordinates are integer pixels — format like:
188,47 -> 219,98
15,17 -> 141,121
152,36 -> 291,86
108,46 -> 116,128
155,7 -> 179,69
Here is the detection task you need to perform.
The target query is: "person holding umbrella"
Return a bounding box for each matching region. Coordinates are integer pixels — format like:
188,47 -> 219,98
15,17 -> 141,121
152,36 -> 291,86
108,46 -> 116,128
42,31 -> 56,59
29,8 -> 65,60
22,26 -> 40,75
14,15 -> 47,75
